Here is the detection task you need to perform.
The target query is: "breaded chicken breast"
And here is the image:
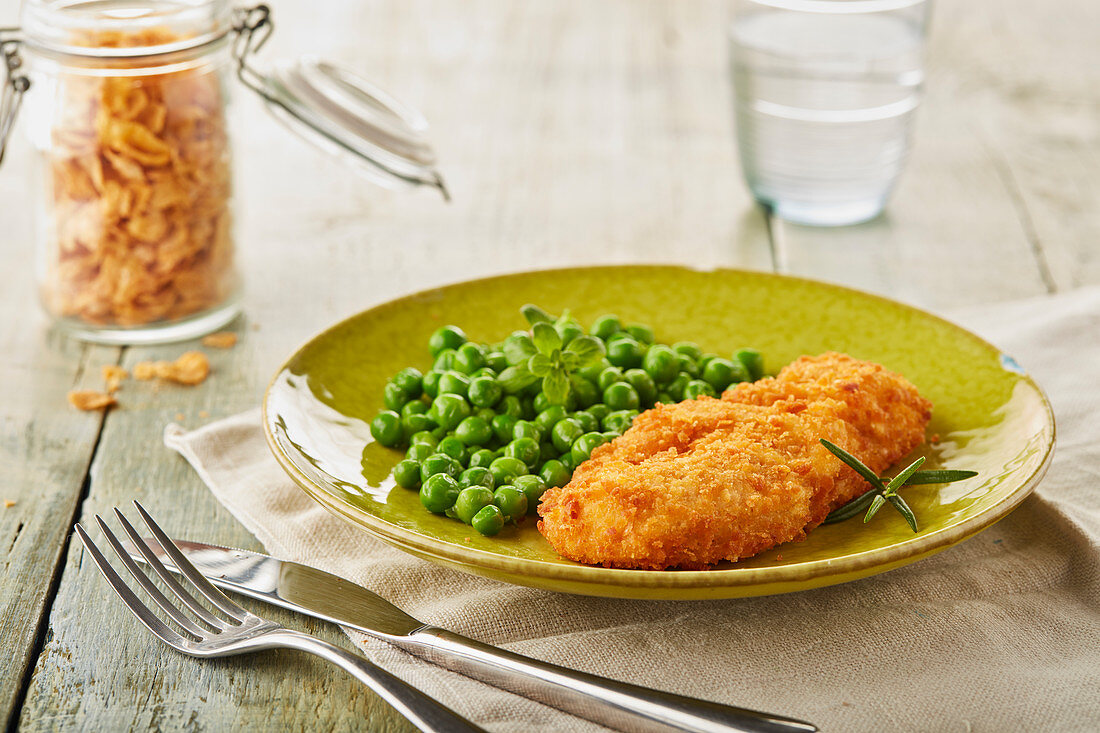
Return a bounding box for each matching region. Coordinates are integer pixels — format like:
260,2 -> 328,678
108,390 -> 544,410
537,352 -> 932,569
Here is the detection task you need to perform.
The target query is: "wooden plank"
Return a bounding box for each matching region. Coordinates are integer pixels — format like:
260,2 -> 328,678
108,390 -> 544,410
13,0 -> 771,729
0,123 -> 124,723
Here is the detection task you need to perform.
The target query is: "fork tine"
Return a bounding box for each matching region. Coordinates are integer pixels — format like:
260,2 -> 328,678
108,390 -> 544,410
113,508 -> 229,630
96,514 -> 208,637
74,523 -> 191,648
133,501 -> 248,620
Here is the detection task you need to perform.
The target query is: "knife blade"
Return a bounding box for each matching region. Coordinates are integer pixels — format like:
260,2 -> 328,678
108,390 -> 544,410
126,538 -> 817,733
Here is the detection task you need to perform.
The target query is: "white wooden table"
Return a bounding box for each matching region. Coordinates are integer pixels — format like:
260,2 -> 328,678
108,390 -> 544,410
2,0 -> 1096,729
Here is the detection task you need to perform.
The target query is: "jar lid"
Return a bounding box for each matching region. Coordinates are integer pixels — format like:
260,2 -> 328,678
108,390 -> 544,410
260,57 -> 448,198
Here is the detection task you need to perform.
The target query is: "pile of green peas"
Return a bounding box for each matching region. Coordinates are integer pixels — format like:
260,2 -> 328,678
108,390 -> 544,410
369,310 -> 766,537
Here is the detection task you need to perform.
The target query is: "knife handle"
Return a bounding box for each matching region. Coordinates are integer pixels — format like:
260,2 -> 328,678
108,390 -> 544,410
395,626 -> 816,733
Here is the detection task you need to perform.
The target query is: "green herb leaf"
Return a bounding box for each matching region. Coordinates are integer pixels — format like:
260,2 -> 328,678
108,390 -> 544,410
521,304 -> 554,325
498,364 -> 538,393
864,494 -> 887,523
543,368 -> 571,405
560,352 -> 580,371
553,309 -> 573,328
902,470 -> 979,485
532,322 -> 562,356
503,332 -> 537,365
887,495 -> 919,532
823,489 -> 879,524
820,439 -> 886,492
565,335 -> 607,366
885,456 -> 926,494
528,353 -> 553,377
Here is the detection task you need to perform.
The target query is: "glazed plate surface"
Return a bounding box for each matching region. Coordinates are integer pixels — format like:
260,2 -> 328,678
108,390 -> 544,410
263,266 -> 1055,599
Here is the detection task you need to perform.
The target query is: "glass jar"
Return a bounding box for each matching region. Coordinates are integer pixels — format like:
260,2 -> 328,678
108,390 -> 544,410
1,1 -> 445,344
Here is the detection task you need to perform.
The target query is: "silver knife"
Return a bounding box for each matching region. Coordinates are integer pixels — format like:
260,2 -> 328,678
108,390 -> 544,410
126,538 -> 817,733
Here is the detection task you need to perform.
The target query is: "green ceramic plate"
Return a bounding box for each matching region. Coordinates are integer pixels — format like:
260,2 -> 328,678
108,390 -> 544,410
263,266 -> 1055,599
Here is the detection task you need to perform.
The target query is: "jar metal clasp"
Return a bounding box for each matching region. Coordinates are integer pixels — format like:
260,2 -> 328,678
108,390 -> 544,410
0,28 -> 30,166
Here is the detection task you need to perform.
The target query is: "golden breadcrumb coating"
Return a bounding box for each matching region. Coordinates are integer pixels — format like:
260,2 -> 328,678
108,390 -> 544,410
537,352 -> 932,569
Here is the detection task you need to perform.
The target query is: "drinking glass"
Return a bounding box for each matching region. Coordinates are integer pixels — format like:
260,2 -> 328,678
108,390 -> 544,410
730,0 -> 931,226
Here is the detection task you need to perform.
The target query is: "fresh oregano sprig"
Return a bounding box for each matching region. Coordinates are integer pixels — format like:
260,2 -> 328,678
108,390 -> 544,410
820,439 -> 977,532
497,305 -> 606,405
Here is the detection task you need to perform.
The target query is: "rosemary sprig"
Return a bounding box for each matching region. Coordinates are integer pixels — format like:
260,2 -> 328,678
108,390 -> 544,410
820,439 -> 977,532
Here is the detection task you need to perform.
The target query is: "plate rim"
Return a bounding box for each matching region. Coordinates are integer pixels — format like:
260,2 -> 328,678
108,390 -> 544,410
262,264 -> 1057,595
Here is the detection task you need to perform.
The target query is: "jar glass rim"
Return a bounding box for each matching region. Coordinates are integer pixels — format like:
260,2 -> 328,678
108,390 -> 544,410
20,0 -> 234,58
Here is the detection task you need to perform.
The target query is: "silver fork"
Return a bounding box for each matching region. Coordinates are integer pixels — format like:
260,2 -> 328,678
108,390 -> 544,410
75,501 -> 484,733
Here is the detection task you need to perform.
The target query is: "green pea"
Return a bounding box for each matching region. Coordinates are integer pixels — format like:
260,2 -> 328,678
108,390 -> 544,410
392,459 -> 421,489
667,372 -> 692,400
489,456 -> 528,486
474,407 -> 496,422
573,410 -> 599,433
491,414 -> 519,443
422,370 -> 444,399
569,375 -> 600,408
578,359 -> 610,382
468,376 -> 503,407
428,393 -> 471,431
512,475 -> 548,514
433,348 -> 457,372
624,323 -> 655,344
401,400 -> 428,418
642,344 -> 679,384
459,466 -> 495,490
401,412 -> 436,435
672,341 -> 702,361
735,348 -> 765,381
383,381 -> 410,412
428,325 -> 467,357
430,426 -> 447,440
409,430 -> 439,449
597,366 -> 624,392
538,441 -> 558,464
703,358 -> 748,392
438,371 -> 470,397
683,379 -> 717,400
370,410 -> 402,447
677,354 -> 701,378
452,486 -> 494,524
470,367 -> 496,380
551,417 -> 585,453
420,453 -> 462,483
520,395 -> 538,419
419,473 -> 460,513
512,420 -> 542,442
555,318 -> 584,344
450,342 -> 484,374
539,459 -> 571,488
392,367 -> 423,399
468,448 -> 496,469
560,453 -> 577,472
493,486 -> 528,521
438,436 -> 469,464
655,391 -> 674,404
535,406 -> 568,435
499,395 -> 524,418
471,504 -> 505,536
485,351 -> 508,372
603,409 -> 638,434
455,416 -> 493,446
405,443 -> 434,462
590,314 -> 622,340
504,437 -> 541,469
603,382 -> 640,411
585,403 -> 611,422
602,431 -> 620,443
606,336 -> 644,369
624,368 -> 657,406
570,432 -> 607,464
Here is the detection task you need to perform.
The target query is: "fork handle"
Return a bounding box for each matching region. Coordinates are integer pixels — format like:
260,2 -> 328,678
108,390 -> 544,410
268,629 -> 485,733
393,627 -> 817,733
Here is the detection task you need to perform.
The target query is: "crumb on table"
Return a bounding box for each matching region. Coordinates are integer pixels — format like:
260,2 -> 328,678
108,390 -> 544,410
201,331 -> 238,349
101,365 -> 129,393
68,390 -> 117,411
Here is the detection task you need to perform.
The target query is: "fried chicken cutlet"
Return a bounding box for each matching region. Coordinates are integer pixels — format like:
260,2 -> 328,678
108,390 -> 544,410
537,352 -> 932,569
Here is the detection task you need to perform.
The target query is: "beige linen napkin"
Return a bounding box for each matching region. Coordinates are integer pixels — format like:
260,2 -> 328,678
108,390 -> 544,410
165,287 -> 1100,732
